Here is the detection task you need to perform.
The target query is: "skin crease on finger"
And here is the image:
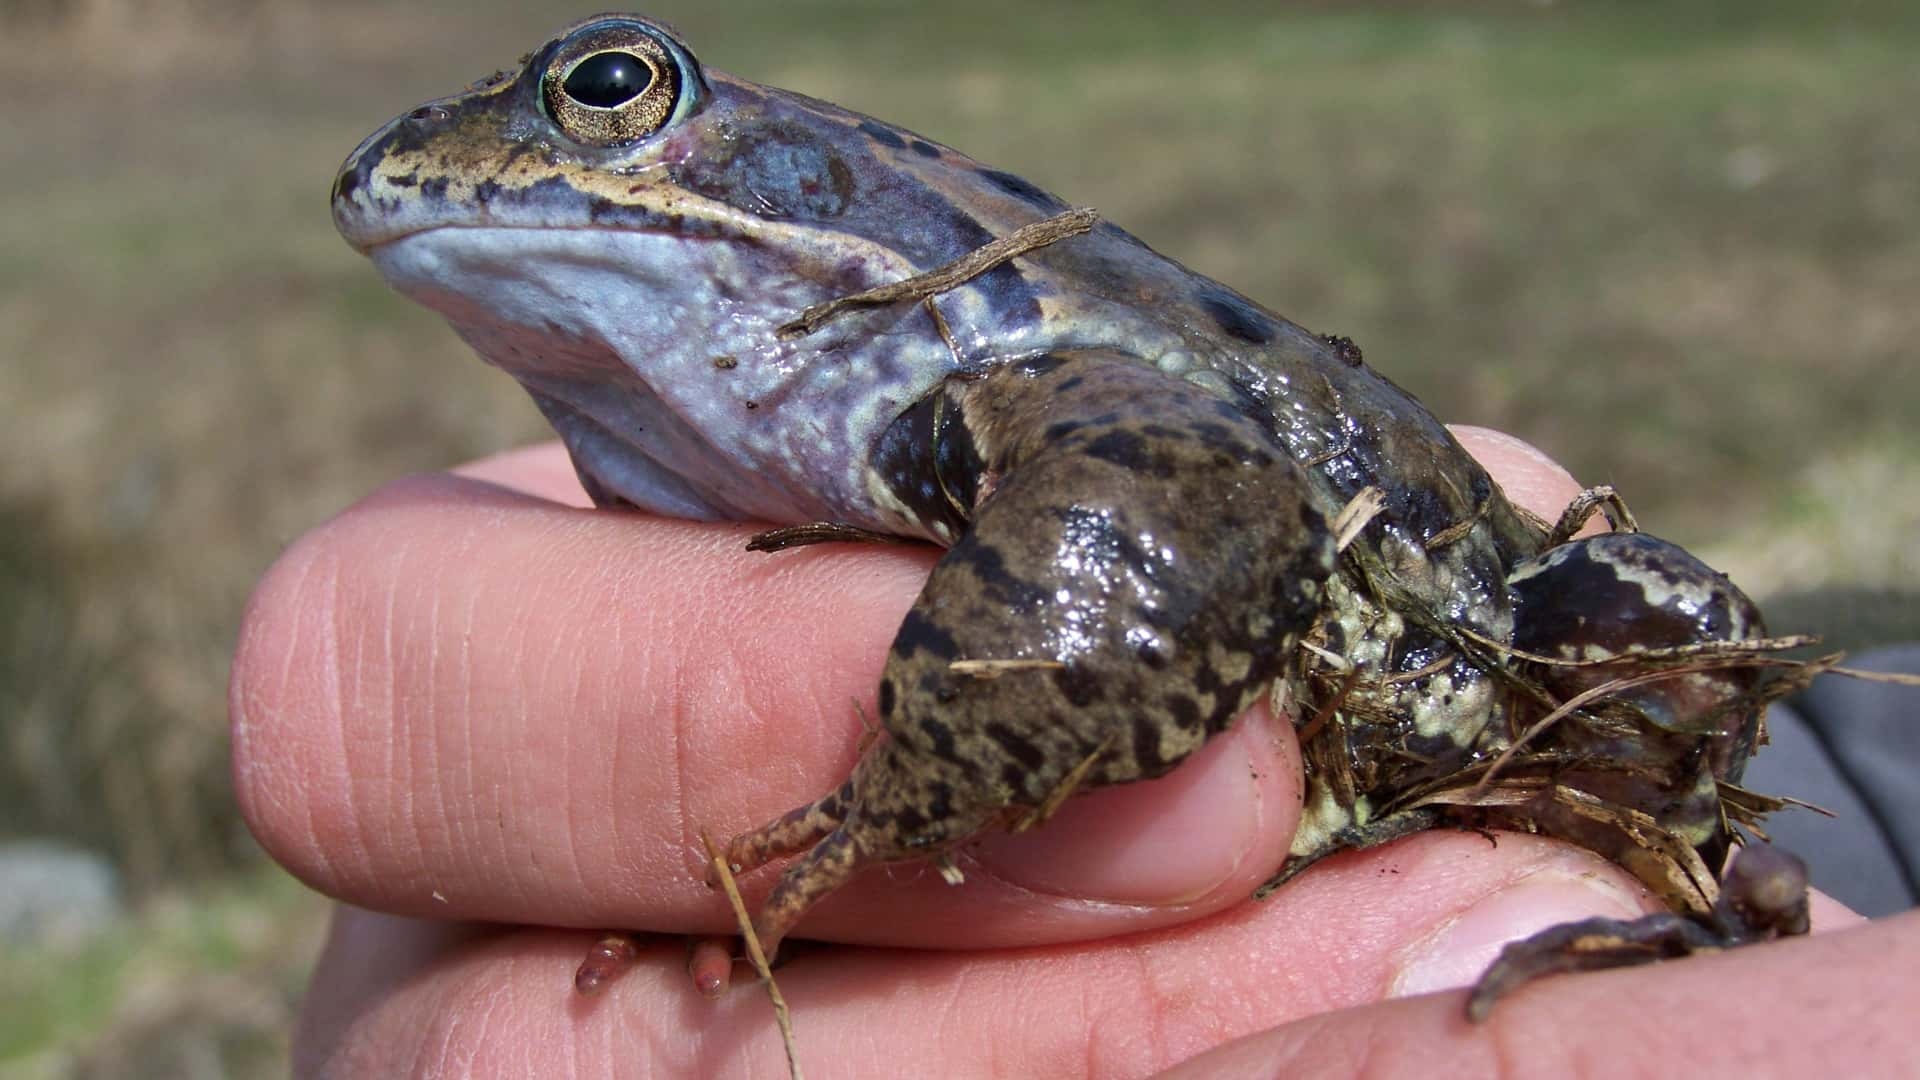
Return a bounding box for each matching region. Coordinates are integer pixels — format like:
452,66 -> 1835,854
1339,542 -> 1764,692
237,431 -> 1871,1076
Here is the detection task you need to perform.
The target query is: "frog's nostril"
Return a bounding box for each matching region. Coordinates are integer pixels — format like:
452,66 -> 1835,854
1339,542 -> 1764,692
406,105 -> 449,124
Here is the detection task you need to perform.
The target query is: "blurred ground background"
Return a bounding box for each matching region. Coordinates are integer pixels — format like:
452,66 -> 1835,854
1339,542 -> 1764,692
1,0 -> 1915,1073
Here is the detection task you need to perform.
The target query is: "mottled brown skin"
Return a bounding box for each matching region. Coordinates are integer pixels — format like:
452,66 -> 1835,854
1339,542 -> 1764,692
726,353 -> 1336,952
332,14 -> 1806,1016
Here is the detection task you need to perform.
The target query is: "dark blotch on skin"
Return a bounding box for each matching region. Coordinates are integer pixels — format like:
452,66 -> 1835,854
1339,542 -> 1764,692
889,804 -> 929,834
878,678 -> 897,718
918,714 -> 958,759
1058,665 -> 1103,708
858,119 -> 907,149
1131,715 -> 1168,774
910,139 -> 941,158
893,608 -> 960,660
1080,428 -> 1174,478
923,781 -> 955,826
420,176 -> 450,201
928,205 -> 1043,326
1012,353 -> 1069,379
984,721 -> 1047,772
1197,285 -> 1279,345
1164,693 -> 1201,729
874,390 -> 974,540
675,124 -> 855,220
979,168 -> 1070,212
934,398 -> 985,517
947,542 -> 1051,612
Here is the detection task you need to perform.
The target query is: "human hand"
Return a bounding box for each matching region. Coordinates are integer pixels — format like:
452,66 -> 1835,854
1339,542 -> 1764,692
232,430 -> 1903,1076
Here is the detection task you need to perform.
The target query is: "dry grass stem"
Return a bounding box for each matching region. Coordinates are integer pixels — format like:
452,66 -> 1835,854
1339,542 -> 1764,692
777,208 -> 1099,338
699,829 -> 803,1080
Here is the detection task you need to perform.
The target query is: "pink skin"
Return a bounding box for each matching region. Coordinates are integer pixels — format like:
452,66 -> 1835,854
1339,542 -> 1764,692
232,429 -> 1902,1077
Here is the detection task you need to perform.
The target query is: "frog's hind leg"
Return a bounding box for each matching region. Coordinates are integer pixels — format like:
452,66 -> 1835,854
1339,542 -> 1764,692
747,825 -> 866,958
1465,843 -> 1808,1021
720,779 -> 855,881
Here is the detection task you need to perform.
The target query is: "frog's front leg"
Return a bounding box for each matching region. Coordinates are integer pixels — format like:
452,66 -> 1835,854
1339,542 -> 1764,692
721,351 -> 1337,957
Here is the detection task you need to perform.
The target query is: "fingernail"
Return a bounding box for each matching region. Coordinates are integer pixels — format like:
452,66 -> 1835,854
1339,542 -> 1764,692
971,719 -> 1284,905
1390,869 -> 1651,998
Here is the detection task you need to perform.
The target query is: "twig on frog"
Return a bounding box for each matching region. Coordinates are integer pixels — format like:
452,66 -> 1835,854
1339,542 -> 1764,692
700,828 -> 804,1080
1012,733 -> 1116,833
1822,665 -> 1920,688
1404,773 -> 1725,915
1467,650 -> 1825,800
1293,668 -> 1363,746
924,296 -> 964,363
949,657 -> 1066,679
1422,489 -> 1495,552
1452,624 -> 1820,670
775,207 -> 1100,339
1329,486 -> 1386,553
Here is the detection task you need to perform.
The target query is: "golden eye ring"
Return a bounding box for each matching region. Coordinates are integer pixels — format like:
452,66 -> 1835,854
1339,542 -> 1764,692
542,24 -> 686,148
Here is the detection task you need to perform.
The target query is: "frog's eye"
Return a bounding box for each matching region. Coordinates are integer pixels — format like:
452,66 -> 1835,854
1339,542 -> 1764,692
542,22 -> 698,148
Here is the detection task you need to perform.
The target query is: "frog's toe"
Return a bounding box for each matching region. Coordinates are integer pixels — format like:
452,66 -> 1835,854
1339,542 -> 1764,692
573,932 -> 642,996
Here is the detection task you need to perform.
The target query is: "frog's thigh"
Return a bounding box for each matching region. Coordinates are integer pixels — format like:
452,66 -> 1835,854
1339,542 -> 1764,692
852,355 -> 1339,835
739,354 -> 1339,950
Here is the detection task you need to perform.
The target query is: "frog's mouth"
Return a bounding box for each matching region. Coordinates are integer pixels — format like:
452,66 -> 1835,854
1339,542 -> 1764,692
365,223 -> 861,371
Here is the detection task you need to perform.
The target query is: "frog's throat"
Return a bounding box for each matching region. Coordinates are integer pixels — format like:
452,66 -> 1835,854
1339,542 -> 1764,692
369,225 -> 962,529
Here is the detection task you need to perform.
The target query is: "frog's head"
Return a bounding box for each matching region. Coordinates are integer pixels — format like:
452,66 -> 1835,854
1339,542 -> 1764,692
331,13 -> 1109,376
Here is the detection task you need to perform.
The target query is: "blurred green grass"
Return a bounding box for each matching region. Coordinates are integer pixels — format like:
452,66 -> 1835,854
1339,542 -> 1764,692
2,0 -> 1916,1071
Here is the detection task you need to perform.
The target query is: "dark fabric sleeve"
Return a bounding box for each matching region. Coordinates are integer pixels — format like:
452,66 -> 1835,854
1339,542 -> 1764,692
1739,643 -> 1920,917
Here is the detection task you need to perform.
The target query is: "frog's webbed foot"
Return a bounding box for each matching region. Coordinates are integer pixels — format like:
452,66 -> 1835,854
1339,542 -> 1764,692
1465,843 -> 1809,1021
746,522 -> 914,552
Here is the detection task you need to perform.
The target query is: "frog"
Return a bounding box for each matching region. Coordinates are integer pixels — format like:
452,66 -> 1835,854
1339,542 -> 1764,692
331,13 -> 1810,1017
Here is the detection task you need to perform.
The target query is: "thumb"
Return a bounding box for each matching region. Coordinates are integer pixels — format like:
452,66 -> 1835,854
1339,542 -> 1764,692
968,705 -> 1303,909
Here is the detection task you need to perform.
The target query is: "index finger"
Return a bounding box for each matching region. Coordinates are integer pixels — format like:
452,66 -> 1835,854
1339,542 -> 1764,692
231,441 -> 1302,945
229,430 -> 1600,946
